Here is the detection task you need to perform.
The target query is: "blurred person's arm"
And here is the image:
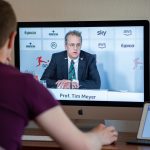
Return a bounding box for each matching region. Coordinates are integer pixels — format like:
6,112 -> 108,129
36,106 -> 118,150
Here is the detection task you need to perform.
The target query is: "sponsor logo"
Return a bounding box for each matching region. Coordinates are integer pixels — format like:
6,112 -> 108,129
26,42 -> 35,48
98,43 -> 106,49
123,30 -> 132,36
121,44 -> 134,48
51,42 -> 57,49
49,30 -> 58,36
97,30 -> 107,36
24,31 -> 36,35
133,57 -> 143,70
36,56 -> 49,68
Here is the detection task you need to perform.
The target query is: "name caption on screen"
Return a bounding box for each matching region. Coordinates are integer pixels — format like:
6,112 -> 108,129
60,93 -> 96,100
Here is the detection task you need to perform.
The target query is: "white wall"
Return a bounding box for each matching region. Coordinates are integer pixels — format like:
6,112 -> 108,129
6,0 -> 150,22
6,0 -> 150,132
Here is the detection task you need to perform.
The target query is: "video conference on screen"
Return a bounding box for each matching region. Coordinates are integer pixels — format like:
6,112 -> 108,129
18,25 -> 144,102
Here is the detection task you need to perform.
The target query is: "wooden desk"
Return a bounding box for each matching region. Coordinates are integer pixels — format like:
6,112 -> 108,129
22,129 -> 150,150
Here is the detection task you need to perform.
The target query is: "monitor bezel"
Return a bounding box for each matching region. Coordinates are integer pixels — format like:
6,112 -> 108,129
15,20 -> 149,108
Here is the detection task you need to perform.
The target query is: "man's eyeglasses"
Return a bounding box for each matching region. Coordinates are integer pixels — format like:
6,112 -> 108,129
67,43 -> 81,48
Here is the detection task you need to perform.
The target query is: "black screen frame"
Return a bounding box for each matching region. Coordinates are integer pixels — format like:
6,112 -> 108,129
15,20 -> 149,108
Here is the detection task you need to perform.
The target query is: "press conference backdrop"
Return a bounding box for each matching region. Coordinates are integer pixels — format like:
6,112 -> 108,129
19,27 -> 143,93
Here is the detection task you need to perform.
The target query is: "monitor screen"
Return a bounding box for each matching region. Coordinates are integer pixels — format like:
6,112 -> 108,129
15,20 -> 149,110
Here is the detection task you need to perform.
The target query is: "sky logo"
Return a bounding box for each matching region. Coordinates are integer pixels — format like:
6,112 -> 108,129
97,30 -> 107,36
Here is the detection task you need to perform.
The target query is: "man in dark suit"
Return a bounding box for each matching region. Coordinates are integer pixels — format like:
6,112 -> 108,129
41,30 -> 100,89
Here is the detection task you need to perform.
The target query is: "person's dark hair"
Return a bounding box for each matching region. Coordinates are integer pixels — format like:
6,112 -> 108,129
0,0 -> 17,48
65,30 -> 82,45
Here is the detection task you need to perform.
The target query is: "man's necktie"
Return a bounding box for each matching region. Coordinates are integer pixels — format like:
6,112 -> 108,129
68,60 -> 76,80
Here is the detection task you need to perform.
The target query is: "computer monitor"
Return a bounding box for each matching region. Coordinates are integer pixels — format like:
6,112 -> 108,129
15,20 -> 149,123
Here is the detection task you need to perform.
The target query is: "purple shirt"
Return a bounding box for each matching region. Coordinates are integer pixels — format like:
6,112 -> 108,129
0,63 -> 59,150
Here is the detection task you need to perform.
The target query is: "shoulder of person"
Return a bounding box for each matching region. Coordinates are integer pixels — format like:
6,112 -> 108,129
80,50 -> 95,59
18,72 -> 35,83
1,64 -> 33,80
8,67 -> 36,84
52,51 -> 67,57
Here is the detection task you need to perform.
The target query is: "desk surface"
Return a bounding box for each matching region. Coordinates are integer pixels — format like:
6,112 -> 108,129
22,128 -> 150,150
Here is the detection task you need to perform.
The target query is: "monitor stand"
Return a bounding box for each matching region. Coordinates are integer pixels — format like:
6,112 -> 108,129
72,119 -> 105,131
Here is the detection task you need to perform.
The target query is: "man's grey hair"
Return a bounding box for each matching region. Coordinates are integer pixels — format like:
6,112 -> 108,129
65,30 -> 82,45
